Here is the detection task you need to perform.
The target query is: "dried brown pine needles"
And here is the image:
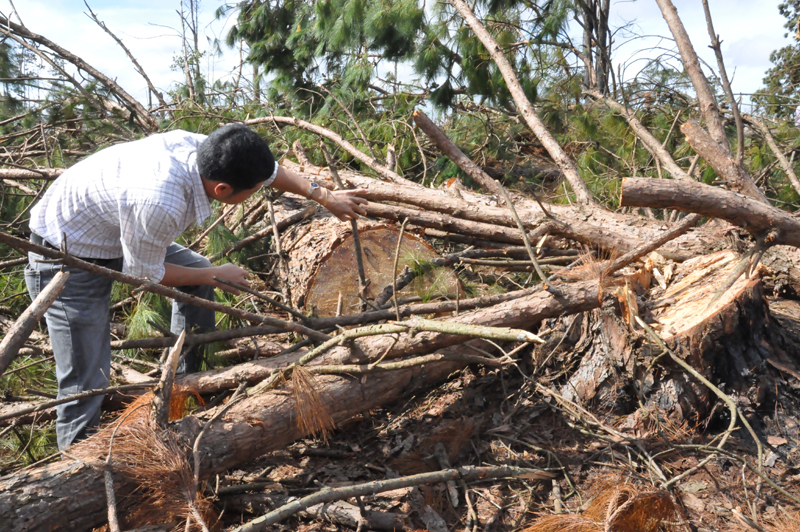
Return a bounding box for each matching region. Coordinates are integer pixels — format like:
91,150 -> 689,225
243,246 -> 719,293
523,477 -> 680,532
291,366 -> 335,443
70,386 -> 215,531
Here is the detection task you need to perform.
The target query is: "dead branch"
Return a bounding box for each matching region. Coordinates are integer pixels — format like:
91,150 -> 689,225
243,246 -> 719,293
621,177 -> 800,247
412,110 -> 504,198
681,119 -> 767,202
653,0 -> 727,148
449,0 -> 594,206
231,465 -> 555,532
411,109 -> 549,282
244,116 -> 418,187
0,383 -> 156,424
0,15 -> 157,130
320,142 -> 368,302
0,270 -> 69,377
0,168 -> 62,180
701,0 -> 744,164
744,114 -> 800,197
585,89 -> 691,180
83,1 -> 168,111
207,205 -> 315,262
364,201 -> 529,244
0,231 -> 330,342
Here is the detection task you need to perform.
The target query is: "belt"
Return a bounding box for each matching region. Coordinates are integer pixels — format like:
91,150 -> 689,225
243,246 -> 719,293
30,232 -> 59,250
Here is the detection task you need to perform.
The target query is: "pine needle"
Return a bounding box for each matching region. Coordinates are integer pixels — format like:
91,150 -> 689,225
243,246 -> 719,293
291,366 -> 335,443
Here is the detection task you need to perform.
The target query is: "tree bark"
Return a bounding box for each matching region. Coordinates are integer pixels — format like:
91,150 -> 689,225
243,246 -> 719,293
620,177 -> 800,246
680,120 -> 767,202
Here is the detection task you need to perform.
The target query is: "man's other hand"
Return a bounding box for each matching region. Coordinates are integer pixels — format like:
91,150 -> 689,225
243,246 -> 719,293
211,263 -> 250,295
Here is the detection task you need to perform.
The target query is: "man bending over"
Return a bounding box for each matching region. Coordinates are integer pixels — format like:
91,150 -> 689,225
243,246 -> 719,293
26,124 -> 367,450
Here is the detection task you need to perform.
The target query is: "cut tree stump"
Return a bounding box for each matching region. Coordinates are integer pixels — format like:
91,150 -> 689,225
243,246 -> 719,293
561,250 -> 795,424
280,210 -> 462,315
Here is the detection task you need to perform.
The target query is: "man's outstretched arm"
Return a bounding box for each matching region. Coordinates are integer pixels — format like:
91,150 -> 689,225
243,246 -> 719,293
270,166 -> 368,221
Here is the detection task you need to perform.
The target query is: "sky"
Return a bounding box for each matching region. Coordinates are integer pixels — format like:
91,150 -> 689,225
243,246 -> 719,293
6,0 -> 794,108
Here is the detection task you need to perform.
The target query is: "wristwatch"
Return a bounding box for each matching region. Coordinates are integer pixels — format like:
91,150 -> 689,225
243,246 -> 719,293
306,182 -> 320,199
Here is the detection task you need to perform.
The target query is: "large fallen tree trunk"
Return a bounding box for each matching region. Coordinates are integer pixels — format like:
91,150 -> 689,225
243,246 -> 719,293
0,343 -> 481,532
281,158 -> 725,261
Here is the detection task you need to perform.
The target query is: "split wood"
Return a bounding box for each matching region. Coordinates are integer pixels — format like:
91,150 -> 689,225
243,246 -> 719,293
0,230 -> 330,342
0,270 -> 69,377
231,465 -> 556,532
152,330 -> 186,428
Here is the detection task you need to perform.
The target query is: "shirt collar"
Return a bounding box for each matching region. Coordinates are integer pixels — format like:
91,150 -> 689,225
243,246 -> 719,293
188,150 -> 212,225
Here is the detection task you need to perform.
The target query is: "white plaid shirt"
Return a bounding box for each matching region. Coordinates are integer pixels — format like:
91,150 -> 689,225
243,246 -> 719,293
30,130 -> 213,282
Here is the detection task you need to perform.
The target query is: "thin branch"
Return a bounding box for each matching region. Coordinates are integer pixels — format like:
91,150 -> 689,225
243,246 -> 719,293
83,1 -> 168,110
0,230 -> 330,342
449,0 -> 595,206
245,116 -> 418,187
701,0 -> 744,164
231,465 -> 555,531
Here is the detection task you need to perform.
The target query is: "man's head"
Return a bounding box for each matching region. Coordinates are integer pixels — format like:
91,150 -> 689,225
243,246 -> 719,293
197,124 -> 276,203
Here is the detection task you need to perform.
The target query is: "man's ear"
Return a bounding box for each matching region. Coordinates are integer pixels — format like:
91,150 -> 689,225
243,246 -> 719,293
212,182 -> 234,199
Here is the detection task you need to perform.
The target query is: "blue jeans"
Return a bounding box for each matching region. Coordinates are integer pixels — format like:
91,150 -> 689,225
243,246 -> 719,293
25,243 -> 215,450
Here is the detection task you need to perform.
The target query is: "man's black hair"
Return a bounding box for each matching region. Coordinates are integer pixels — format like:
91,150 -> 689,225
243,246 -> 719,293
197,123 -> 275,191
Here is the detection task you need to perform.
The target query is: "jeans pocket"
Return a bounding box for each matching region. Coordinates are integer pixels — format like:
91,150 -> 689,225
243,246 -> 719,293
24,263 -> 41,299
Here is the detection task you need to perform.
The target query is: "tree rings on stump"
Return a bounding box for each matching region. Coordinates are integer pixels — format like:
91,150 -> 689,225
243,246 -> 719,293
281,212 -> 462,316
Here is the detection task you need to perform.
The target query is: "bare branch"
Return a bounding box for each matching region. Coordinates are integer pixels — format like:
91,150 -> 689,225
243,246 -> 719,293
701,0 -> 744,164
654,0 -> 727,148
0,15 -> 157,131
83,1 -> 169,110
449,0 -> 595,206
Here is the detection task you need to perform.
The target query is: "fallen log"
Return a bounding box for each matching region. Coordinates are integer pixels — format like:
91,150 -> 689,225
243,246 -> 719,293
620,177 -> 800,247
0,342 -> 476,532
282,158 -> 723,260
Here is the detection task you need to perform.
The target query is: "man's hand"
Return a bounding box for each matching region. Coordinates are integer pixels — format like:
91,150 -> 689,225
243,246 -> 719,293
210,263 -> 250,295
324,188 -> 369,221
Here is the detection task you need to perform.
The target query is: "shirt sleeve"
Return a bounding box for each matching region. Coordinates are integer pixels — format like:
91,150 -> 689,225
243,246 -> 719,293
119,201 -> 182,282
